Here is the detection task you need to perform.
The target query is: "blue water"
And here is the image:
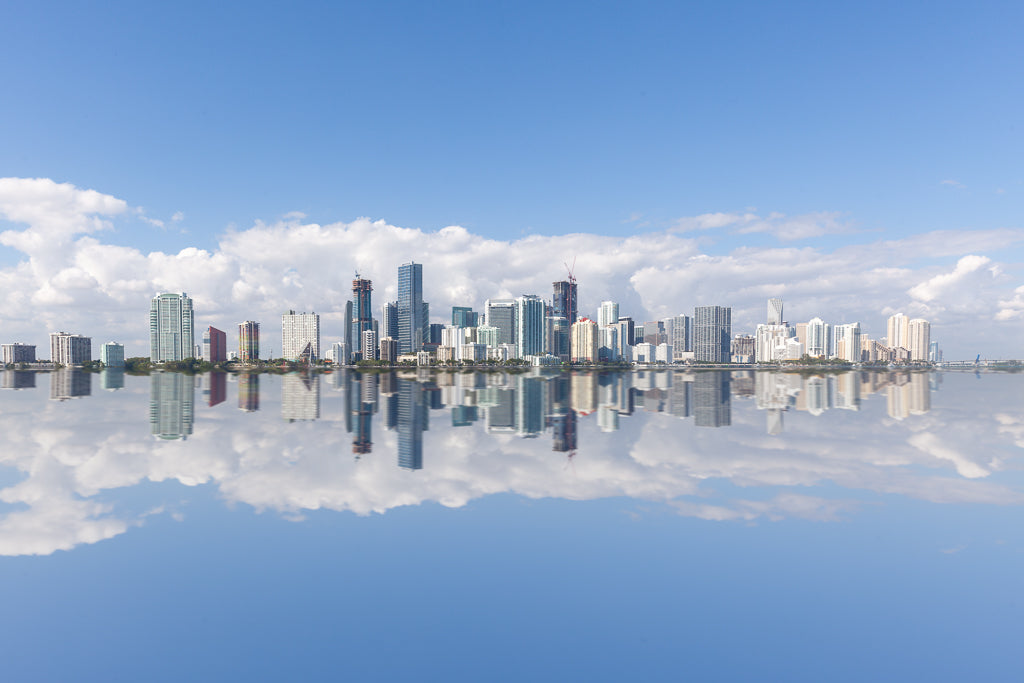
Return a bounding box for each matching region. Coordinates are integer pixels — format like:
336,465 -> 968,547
0,369 -> 1020,681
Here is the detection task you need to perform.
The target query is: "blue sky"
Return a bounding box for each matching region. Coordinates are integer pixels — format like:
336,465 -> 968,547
1,1 -> 1023,356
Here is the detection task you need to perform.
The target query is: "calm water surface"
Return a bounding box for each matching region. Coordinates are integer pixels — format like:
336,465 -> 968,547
0,368 -> 1021,681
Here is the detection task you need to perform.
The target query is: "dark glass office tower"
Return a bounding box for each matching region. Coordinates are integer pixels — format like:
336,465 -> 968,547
398,262 -> 424,354
552,280 -> 577,325
353,277 -> 374,357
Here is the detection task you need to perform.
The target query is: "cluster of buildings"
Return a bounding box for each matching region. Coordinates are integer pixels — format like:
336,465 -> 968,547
2,263 -> 939,367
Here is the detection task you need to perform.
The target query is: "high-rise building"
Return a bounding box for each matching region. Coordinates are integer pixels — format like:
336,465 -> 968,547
150,292 -> 194,361
835,323 -> 862,362
671,314 -> 692,360
379,337 -> 398,363
553,280 -> 578,325
361,328 -> 378,361
50,332 -> 92,366
887,313 -> 909,352
929,341 -> 941,363
238,321 -> 260,362
353,276 -> 373,345
515,295 -> 545,358
343,300 -> 354,363
281,311 -> 320,362
598,301 -> 619,328
382,301 -> 399,341
694,306 -> 731,363
617,316 -> 635,345
805,317 -> 827,357
1,343 -> 36,364
571,318 -> 598,362
767,297 -> 784,325
100,342 -> 124,367
398,262 -> 424,354
202,326 -> 227,362
485,299 -> 516,346
908,318 -> 930,361
452,306 -> 478,328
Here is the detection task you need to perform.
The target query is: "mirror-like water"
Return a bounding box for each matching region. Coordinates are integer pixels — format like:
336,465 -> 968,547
0,368 -> 1021,681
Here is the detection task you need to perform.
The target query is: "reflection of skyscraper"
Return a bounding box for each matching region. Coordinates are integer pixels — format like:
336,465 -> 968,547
149,372 -> 195,439
352,372 -> 377,455
238,373 -> 259,411
281,373 -> 320,421
150,293 -> 194,362
100,368 -> 125,391
204,372 -> 227,407
516,376 -> 544,436
570,372 -> 597,414
50,368 -> 92,400
548,375 -> 577,453
693,371 -> 731,427
1,370 -> 36,390
397,379 -> 425,470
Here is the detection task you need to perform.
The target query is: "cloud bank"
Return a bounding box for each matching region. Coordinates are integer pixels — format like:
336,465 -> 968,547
1,177 -> 1023,358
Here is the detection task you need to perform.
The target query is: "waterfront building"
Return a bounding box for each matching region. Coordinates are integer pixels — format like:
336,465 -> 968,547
150,292 -> 194,361
730,334 -> 755,363
100,342 -> 124,367
570,318 -> 598,363
353,276 -> 373,344
887,313 -> 909,353
484,299 -> 516,346
515,295 -> 545,358
835,323 -> 862,362
694,306 -> 731,363
379,337 -> 398,363
805,317 -> 827,357
599,325 -> 619,361
202,326 -> 227,362
50,332 -> 91,366
755,324 -> 790,362
552,279 -> 578,325
281,310 -> 320,362
617,316 -> 635,345
671,314 -> 692,360
908,318 -> 930,361
1,343 -> 36,364
546,316 -> 570,359
643,321 -> 665,346
929,341 -> 941,363
238,321 -> 259,361
397,262 -> 425,354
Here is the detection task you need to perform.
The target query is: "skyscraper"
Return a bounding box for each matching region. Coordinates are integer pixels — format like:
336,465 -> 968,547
571,318 -> 598,362
100,342 -> 124,367
382,301 -> 399,341
887,313 -> 909,351
398,262 -> 424,354
908,318 -> 930,361
50,332 -> 92,365
353,276 -> 373,348
553,280 -> 578,325
485,298 -> 516,346
150,292 -> 194,361
202,326 -> 227,362
694,306 -> 731,363
671,314 -> 692,359
452,306 -> 478,328
281,310 -> 320,361
515,295 -> 545,357
767,297 -> 784,325
239,321 -> 260,362
598,301 -> 619,328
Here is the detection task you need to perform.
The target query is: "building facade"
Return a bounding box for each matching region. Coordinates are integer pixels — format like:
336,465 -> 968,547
514,295 -> 545,358
552,280 -> 578,326
1,343 -> 36,364
50,332 -> 92,366
203,326 -> 227,362
570,318 -> 598,362
100,342 -> 124,367
694,306 -> 732,363
397,262 -> 424,354
238,321 -> 260,362
150,292 -> 194,361
281,311 -> 320,361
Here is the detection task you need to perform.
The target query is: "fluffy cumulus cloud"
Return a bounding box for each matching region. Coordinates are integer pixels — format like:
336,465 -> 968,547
1,177 -> 1024,358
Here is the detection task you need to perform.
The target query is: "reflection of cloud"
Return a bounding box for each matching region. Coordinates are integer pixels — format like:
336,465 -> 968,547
0,371 -> 1023,555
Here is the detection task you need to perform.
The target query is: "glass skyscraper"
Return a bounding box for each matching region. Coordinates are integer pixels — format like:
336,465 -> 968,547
150,292 -> 194,362
694,305 -> 731,363
397,262 -> 424,354
552,280 -> 577,325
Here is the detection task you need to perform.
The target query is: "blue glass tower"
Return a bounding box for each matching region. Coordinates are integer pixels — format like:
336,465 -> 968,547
397,262 -> 423,354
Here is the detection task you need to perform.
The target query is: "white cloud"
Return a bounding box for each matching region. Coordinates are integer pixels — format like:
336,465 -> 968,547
0,178 -> 1023,358
940,179 -> 966,189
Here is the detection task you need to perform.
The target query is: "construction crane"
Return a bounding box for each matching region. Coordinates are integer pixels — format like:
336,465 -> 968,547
564,257 -> 577,284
